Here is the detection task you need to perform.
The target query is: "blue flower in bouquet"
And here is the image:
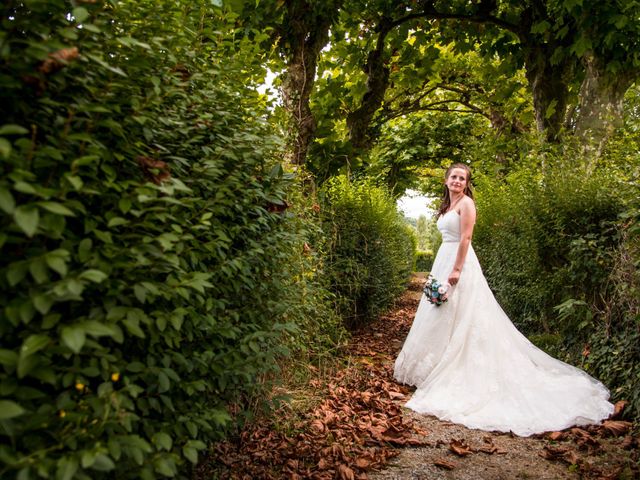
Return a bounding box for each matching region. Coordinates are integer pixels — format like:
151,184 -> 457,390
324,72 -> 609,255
423,275 -> 449,306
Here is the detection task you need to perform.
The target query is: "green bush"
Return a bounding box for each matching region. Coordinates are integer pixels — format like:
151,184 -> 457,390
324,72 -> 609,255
0,2 -> 337,478
320,177 -> 416,327
474,159 -> 625,333
414,250 -> 434,272
474,156 -> 639,420
578,203 -> 640,421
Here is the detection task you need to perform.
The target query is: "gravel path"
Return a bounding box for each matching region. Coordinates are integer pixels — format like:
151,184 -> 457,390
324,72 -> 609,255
369,411 -> 576,480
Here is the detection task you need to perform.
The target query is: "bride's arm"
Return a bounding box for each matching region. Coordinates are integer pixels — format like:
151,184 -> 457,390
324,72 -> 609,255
448,199 -> 477,286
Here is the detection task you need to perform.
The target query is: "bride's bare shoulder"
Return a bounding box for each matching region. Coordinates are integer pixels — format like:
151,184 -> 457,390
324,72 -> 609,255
460,195 -> 476,212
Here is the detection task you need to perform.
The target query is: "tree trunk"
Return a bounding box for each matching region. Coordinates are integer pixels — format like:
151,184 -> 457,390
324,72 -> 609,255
281,45 -> 321,166
280,1 -> 336,166
346,18 -> 393,152
523,44 -> 573,142
574,52 -> 636,150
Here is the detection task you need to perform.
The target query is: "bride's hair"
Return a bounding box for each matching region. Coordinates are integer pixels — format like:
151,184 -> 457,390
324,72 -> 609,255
437,163 -> 474,217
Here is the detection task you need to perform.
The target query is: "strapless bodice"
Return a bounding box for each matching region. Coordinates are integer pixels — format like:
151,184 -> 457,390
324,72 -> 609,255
436,210 -> 460,242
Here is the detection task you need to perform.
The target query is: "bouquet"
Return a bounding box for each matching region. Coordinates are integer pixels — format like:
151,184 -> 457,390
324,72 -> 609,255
423,275 -> 450,306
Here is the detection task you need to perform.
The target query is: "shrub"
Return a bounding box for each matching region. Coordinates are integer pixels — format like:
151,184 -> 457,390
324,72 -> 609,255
0,2 -> 337,478
575,202 -> 640,421
320,177 -> 416,328
474,159 -> 625,333
414,250 -> 434,272
474,155 -> 639,420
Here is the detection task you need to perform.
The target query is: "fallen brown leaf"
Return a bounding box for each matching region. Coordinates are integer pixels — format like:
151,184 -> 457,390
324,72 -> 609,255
137,156 -> 171,185
449,439 -> 473,456
620,435 -> 636,450
337,464 -> 355,480
311,419 -> 326,433
547,431 -> 566,441
565,450 -> 580,465
540,445 -> 570,460
601,420 -> 633,437
38,47 -> 80,74
433,458 -> 456,470
611,400 -> 628,419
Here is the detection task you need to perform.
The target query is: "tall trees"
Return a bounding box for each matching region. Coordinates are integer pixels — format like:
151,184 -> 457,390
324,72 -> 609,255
277,1 -> 342,165
263,0 -> 639,171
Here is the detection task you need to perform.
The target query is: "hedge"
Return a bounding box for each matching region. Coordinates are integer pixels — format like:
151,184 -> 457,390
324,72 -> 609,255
0,2 -> 325,478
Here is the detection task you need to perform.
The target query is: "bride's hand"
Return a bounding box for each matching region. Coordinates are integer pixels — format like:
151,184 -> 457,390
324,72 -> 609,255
448,270 -> 460,286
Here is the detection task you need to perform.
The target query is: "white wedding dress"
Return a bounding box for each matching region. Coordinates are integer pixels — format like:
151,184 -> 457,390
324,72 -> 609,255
394,210 -> 614,436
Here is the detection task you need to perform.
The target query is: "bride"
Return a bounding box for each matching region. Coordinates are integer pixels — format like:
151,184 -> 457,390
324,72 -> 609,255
394,163 -> 614,436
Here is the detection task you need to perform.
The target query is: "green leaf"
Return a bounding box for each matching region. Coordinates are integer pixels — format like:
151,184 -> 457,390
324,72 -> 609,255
0,348 -> 18,367
86,53 -> 127,77
152,432 -> 173,451
157,371 -> 170,393
126,361 -> 145,373
33,367 -> 56,385
185,421 -> 197,437
14,181 -> 36,194
134,284 -> 147,303
107,438 -> 122,461
78,238 -> 93,262
118,198 -> 132,213
0,400 -> 25,419
71,155 -> 100,168
17,353 -> 38,378
7,262 -> 28,286
29,258 -> 49,284
182,446 -> 198,464
107,217 -> 128,227
61,326 -> 86,353
123,318 -> 145,338
42,313 -> 62,329
531,21 -> 551,34
20,334 -> 50,358
83,23 -> 101,33
45,251 -> 68,277
56,456 -> 79,480
82,320 -> 116,337
79,269 -> 107,283
0,124 -> 29,135
33,293 -> 54,315
72,7 -> 90,23
38,202 -> 75,216
19,300 -> 36,324
14,206 -> 40,237
65,175 -> 83,191
544,99 -> 558,120
81,451 -> 96,469
0,187 -> 15,214
153,457 -> 176,476
0,138 -> 11,158
90,454 -> 115,471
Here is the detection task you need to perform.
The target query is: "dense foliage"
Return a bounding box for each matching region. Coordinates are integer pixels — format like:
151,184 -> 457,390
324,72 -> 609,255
473,148 -> 639,419
0,1 -> 339,478
414,251 -> 434,272
1,1 -> 639,478
320,177 -> 416,327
